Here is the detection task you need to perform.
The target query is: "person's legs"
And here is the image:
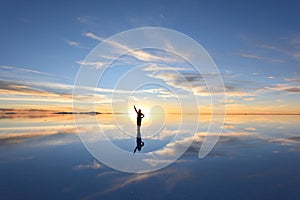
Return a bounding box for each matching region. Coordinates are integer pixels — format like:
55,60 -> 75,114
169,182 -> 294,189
137,118 -> 141,126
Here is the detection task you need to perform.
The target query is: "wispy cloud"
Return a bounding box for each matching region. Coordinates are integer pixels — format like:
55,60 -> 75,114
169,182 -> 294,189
239,53 -> 285,63
83,32 -> 181,63
0,126 -> 77,145
83,168 -> 190,199
76,60 -> 107,69
268,137 -> 300,146
77,16 -> 92,24
84,32 -> 105,41
0,65 -> 53,76
265,84 -> 300,94
284,77 -> 300,83
82,172 -> 162,199
243,97 -> 255,101
257,37 -> 300,60
257,44 -> 285,52
65,40 -> 80,47
0,80 -> 65,97
143,63 -> 190,71
76,16 -> 101,26
147,70 -> 254,98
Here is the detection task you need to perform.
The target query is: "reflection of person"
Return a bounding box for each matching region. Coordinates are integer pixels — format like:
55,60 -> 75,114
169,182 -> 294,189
134,126 -> 144,153
134,105 -> 144,126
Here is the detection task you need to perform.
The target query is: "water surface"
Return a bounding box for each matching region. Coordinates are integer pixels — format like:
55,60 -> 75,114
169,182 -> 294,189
0,114 -> 300,199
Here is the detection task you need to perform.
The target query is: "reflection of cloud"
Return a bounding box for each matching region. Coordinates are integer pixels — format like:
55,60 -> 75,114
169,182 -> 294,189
82,172 -> 160,199
147,130 -> 251,160
289,147 -> 300,152
0,127 -> 77,145
0,115 -> 81,146
268,137 -> 300,146
83,168 -> 191,200
244,127 -> 256,131
97,171 -> 119,177
73,160 -> 102,170
0,156 -> 34,164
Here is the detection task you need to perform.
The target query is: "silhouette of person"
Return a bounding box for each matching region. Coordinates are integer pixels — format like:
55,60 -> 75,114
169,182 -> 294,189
134,126 -> 144,153
134,105 -> 144,126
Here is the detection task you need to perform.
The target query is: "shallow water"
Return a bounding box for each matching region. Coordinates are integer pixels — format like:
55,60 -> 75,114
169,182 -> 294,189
0,114 -> 300,199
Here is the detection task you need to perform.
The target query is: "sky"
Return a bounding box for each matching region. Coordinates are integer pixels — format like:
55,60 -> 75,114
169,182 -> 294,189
0,0 -> 300,114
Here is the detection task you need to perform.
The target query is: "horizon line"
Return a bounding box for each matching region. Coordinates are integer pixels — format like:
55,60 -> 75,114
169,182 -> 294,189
1,109 -> 300,116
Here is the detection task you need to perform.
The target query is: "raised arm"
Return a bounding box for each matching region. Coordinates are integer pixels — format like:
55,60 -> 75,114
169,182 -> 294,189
134,105 -> 138,113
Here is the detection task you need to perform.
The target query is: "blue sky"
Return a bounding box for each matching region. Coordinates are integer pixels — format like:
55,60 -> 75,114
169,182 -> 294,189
0,0 -> 300,113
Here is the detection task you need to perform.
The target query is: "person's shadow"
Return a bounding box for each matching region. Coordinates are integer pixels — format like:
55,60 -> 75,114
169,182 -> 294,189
134,126 -> 144,153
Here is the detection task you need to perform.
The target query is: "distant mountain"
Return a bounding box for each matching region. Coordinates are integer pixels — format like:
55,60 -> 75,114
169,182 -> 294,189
54,111 -> 102,115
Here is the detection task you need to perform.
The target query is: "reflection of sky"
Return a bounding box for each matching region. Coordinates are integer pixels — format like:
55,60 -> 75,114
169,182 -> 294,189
0,115 -> 300,199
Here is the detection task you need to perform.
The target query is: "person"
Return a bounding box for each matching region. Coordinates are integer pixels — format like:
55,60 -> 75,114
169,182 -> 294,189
134,126 -> 144,153
134,105 -> 144,126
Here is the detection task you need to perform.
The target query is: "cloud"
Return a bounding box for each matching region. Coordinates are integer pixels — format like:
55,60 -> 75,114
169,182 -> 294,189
83,32 -> 181,63
0,65 -> 53,76
257,44 -> 286,53
0,80 -> 63,97
243,97 -> 255,101
77,16 -> 91,24
258,40 -> 300,60
84,32 -> 105,41
239,53 -> 285,63
76,60 -> 107,69
143,63 -> 190,72
284,77 -> 300,83
289,36 -> 300,45
147,71 -> 210,96
65,40 -> 80,47
0,79 -> 120,103
265,84 -> 300,94
76,16 -> 102,26
147,70 -> 254,98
